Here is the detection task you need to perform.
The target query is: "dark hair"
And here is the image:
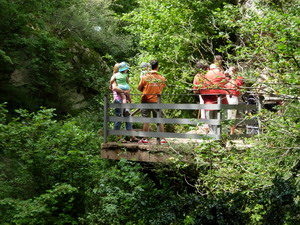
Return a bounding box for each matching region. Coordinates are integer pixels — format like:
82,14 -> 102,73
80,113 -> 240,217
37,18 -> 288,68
150,60 -> 158,70
214,55 -> 223,64
195,61 -> 209,71
214,55 -> 222,61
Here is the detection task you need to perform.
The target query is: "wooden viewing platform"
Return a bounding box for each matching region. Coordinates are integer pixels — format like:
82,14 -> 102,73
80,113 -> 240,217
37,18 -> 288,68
101,141 -> 174,162
101,94 -> 260,162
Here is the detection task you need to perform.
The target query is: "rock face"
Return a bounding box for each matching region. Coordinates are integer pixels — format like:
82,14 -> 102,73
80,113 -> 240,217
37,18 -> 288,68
9,68 -> 88,111
241,0 -> 263,15
10,69 -> 30,86
62,88 -> 88,110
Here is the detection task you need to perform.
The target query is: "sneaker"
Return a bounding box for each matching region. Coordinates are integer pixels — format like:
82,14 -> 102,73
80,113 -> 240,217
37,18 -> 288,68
129,137 -> 139,142
160,139 -> 167,144
138,138 -> 149,144
117,138 -> 127,143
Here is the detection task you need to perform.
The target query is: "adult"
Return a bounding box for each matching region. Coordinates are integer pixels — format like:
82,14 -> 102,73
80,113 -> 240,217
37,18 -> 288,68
193,61 -> 210,133
138,60 -> 166,144
110,63 -> 136,142
225,66 -> 244,135
200,59 -> 228,134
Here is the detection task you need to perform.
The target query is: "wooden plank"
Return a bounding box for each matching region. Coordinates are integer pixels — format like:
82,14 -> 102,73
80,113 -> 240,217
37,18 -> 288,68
101,149 -> 173,162
225,119 -> 258,125
108,130 -> 219,140
101,142 -> 190,162
222,104 -> 257,110
227,134 -> 253,139
103,95 -> 108,143
108,116 -> 221,125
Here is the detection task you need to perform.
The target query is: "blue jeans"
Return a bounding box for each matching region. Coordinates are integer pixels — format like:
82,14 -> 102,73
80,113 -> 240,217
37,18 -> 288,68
113,100 -> 132,130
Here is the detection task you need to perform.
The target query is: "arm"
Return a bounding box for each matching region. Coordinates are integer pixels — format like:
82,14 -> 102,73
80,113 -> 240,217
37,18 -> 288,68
111,81 -> 124,94
235,76 -> 244,87
110,74 -> 116,85
138,79 -> 144,92
193,75 -> 200,94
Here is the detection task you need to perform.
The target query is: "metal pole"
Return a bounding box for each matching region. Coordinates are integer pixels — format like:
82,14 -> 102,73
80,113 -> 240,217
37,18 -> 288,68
216,95 -> 222,140
103,94 -> 108,143
156,94 -> 161,145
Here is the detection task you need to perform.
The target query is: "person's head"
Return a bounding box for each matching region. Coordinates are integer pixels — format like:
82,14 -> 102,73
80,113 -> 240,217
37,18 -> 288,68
195,61 -> 209,71
225,66 -> 238,78
229,66 -> 238,74
150,60 -> 159,70
119,62 -> 129,73
113,63 -> 120,73
214,55 -> 223,67
140,62 -> 150,71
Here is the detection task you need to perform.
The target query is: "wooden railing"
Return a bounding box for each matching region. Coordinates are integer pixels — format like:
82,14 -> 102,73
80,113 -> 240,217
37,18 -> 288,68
103,94 -> 258,143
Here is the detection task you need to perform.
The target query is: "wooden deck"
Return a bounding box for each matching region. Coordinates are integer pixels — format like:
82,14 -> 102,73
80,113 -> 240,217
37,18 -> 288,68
101,135 -> 251,163
101,142 -> 174,162
100,136 -> 204,162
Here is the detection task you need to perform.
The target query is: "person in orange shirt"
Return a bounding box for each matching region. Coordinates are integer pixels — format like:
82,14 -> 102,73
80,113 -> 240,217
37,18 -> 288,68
138,60 -> 166,144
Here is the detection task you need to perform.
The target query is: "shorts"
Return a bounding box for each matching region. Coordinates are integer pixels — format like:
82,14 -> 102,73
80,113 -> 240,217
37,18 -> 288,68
118,84 -> 130,90
141,103 -> 164,118
226,95 -> 238,119
226,95 -> 238,105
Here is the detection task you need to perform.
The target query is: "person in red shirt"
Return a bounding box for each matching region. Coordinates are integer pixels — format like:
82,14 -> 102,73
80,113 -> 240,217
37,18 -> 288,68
138,60 -> 166,144
199,63 -> 228,134
225,66 -> 244,135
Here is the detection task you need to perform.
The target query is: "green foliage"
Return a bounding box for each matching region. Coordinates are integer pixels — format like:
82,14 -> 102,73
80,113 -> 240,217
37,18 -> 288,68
0,105 -> 195,224
212,0 -> 300,94
0,0 -> 135,113
122,0 -> 238,118
0,105 -> 100,223
0,184 -> 78,224
0,0 -> 299,224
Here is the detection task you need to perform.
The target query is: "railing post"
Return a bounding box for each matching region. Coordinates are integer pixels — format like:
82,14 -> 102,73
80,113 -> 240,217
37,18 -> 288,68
216,95 -> 222,140
103,94 -> 109,143
156,94 -> 162,145
257,95 -> 263,135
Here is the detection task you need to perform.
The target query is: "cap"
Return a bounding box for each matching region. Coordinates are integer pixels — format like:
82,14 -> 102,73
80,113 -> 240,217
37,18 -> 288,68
119,62 -> 129,72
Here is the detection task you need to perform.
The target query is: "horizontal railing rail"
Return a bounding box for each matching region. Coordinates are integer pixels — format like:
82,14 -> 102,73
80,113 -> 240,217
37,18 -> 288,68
103,94 -> 259,143
109,103 -> 257,110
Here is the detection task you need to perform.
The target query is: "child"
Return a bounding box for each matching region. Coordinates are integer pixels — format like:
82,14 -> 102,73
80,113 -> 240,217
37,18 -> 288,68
110,62 -> 131,104
109,63 -> 120,90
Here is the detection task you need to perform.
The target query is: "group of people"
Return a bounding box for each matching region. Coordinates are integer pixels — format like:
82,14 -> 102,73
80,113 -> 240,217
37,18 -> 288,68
109,55 -> 243,143
110,60 -> 167,144
193,55 -> 244,135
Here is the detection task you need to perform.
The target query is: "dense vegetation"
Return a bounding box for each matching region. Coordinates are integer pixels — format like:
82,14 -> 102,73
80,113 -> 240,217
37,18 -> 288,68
0,0 -> 299,224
